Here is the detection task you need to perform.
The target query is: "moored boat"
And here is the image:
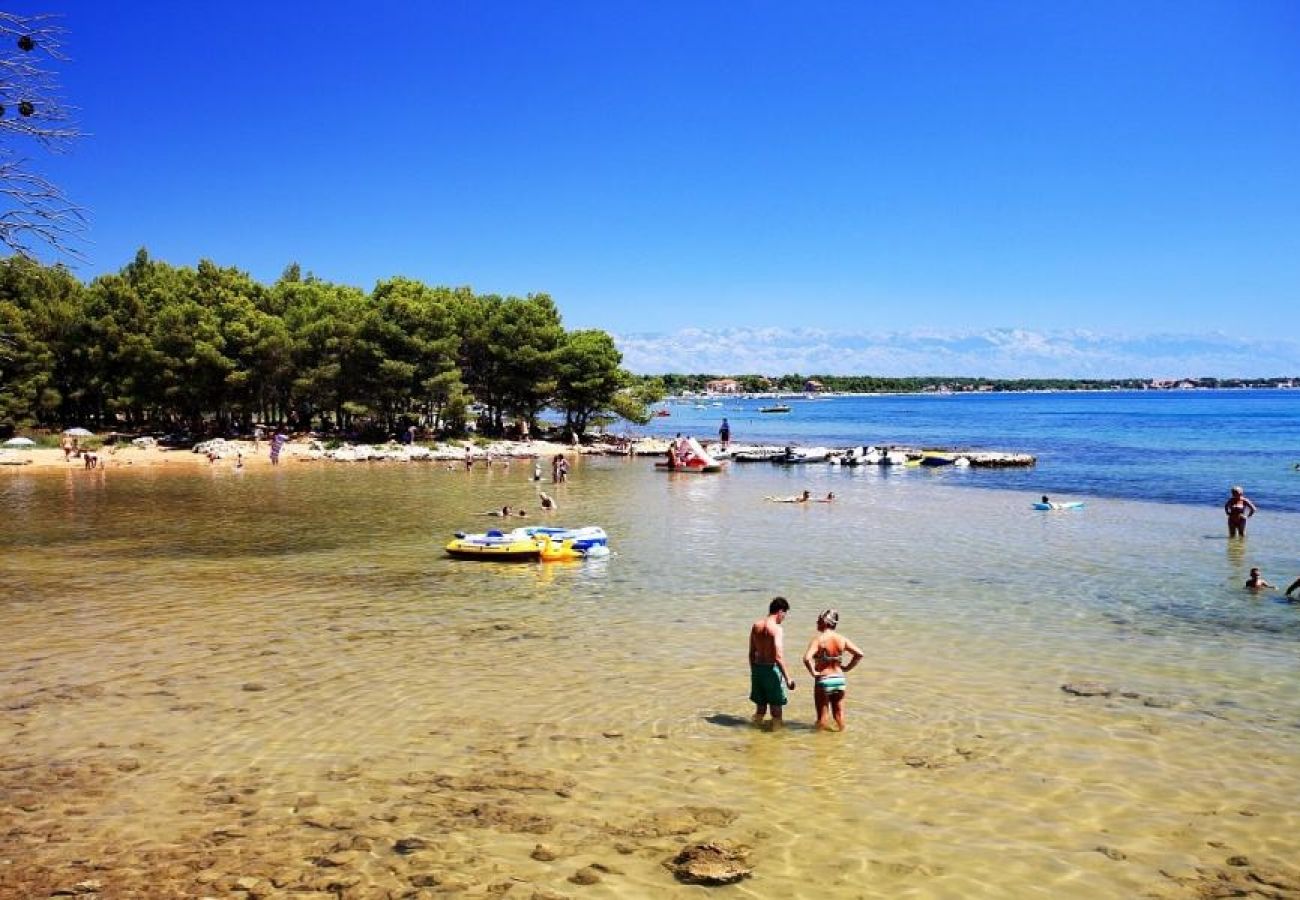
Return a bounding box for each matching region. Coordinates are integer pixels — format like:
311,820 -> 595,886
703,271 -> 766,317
920,453 -> 960,467
730,445 -> 786,462
776,445 -> 831,464
839,446 -> 882,466
758,404 -> 791,413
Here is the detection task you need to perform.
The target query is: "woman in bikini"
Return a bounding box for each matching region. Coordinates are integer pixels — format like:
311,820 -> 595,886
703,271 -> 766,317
1224,485 -> 1257,538
802,609 -> 864,731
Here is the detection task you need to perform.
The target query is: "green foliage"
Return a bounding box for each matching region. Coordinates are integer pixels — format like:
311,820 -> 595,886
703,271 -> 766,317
552,329 -> 628,437
0,251 -> 641,438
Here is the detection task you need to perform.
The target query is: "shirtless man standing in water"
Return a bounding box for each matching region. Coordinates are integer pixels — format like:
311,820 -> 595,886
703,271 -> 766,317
749,597 -> 796,728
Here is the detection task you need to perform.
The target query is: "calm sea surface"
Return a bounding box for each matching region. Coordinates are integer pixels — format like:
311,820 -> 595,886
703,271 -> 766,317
638,388 -> 1300,512
2,392 -> 1299,897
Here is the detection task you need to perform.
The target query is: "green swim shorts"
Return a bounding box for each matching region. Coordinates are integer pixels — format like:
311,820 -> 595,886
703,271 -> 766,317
750,664 -> 787,707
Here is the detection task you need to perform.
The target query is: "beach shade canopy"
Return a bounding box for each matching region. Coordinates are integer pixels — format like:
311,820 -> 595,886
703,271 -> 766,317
3,436 -> 37,447
63,427 -> 94,437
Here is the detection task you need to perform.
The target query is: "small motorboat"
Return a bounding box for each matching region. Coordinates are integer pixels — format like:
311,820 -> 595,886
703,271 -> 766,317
730,445 -> 786,462
653,408 -> 671,417
759,404 -> 791,413
776,445 -> 831,464
839,446 -> 881,466
920,453 -> 959,467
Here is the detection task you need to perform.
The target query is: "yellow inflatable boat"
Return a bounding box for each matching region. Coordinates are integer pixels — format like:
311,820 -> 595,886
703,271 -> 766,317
445,529 -> 543,561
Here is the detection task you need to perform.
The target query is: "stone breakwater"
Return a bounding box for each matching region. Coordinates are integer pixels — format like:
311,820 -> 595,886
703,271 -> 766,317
613,437 -> 1035,467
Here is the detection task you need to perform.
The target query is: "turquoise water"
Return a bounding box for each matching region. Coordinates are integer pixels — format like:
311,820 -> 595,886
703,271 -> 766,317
638,389 -> 1300,511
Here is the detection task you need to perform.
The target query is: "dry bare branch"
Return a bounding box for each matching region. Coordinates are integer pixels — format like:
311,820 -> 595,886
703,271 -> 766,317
0,10 -> 85,259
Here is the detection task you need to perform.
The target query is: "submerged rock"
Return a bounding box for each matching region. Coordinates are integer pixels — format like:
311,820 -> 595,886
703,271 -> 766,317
395,836 -> 430,854
1061,681 -> 1113,697
568,867 -> 601,885
664,841 -> 752,885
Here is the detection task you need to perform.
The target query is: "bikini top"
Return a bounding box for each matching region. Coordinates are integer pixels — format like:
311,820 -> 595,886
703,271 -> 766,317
814,641 -> 843,665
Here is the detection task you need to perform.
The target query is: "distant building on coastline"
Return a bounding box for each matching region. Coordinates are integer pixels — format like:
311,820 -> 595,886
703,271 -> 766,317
803,379 -> 825,393
706,378 -> 740,394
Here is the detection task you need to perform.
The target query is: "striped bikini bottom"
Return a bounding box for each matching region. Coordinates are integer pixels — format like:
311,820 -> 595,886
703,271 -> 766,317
816,674 -> 846,694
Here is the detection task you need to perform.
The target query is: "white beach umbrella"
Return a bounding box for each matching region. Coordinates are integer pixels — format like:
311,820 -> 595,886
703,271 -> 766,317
63,427 -> 94,437
3,436 -> 37,447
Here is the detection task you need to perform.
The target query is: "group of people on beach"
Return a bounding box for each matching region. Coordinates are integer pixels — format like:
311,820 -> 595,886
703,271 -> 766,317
748,597 -> 865,731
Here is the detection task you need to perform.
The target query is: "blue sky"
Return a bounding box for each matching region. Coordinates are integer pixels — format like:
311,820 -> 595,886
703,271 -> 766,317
15,1 -> 1300,375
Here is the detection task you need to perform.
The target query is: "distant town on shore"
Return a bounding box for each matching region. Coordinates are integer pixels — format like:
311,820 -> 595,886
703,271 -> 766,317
642,374 -> 1300,396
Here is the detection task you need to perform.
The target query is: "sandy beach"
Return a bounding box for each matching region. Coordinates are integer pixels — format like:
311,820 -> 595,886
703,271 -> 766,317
0,438 -> 582,474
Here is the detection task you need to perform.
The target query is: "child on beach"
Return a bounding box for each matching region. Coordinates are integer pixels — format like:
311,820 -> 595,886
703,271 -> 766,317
1245,568 -> 1275,591
802,609 -> 864,731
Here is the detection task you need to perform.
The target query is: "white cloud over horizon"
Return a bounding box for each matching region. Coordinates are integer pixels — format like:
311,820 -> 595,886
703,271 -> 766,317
612,328 -> 1300,380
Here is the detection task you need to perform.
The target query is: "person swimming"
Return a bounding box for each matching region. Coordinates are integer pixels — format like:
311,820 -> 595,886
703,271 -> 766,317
1245,568 -> 1274,591
765,490 -> 812,503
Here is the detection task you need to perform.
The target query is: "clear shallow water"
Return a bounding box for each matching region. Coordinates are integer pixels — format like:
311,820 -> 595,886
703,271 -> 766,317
637,389 -> 1300,512
2,456 -> 1299,898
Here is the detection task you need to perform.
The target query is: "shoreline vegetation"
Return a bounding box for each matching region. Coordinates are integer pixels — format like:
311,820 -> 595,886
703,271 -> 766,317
0,253 -> 659,444
5,255 -> 1297,453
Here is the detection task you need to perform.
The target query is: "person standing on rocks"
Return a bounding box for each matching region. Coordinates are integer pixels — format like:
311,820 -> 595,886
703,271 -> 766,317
749,597 -> 795,729
802,609 -> 864,731
719,418 -> 731,449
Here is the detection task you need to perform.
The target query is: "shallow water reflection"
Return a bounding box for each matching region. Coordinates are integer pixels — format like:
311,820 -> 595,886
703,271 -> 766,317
2,459 -> 1298,897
